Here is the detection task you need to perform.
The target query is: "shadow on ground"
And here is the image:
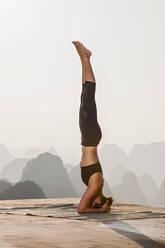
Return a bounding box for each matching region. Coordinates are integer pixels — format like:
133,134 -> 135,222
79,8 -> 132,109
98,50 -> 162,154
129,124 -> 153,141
104,221 -> 165,248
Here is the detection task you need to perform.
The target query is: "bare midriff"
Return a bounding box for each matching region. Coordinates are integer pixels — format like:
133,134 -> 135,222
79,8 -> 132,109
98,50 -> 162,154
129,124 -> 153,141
80,146 -> 100,167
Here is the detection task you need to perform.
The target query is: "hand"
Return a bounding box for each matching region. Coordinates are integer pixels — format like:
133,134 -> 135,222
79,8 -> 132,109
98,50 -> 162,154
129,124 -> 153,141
102,200 -> 111,213
107,196 -> 113,207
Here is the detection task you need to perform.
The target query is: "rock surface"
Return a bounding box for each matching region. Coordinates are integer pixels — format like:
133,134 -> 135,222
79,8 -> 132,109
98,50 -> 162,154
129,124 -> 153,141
0,198 -> 165,248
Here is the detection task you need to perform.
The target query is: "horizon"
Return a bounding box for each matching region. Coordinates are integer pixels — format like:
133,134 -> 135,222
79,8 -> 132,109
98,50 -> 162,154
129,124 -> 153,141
2,140 -> 165,163
1,140 -> 165,187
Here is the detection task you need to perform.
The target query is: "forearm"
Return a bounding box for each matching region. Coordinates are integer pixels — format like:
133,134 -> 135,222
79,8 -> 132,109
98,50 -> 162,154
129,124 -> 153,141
78,207 -> 105,213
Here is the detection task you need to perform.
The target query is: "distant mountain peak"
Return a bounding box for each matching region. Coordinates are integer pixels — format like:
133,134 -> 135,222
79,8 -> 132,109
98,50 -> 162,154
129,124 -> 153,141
48,147 -> 59,156
0,143 -> 13,170
36,152 -> 62,162
122,170 -> 136,184
129,144 -> 146,155
21,152 -> 77,198
38,151 -> 55,158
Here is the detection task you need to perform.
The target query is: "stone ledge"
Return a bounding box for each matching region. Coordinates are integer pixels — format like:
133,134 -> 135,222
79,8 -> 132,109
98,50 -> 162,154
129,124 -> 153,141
0,198 -> 165,248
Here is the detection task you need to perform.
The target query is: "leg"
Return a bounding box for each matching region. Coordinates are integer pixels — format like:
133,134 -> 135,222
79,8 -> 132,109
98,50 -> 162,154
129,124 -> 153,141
72,41 -> 97,122
79,80 -> 101,146
81,60 -> 85,84
72,41 -> 96,84
80,82 -> 98,126
81,57 -> 96,83
72,41 -> 102,146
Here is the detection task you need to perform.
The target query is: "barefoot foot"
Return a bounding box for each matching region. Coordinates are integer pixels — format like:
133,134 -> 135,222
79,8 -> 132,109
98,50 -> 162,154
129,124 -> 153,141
72,41 -> 92,60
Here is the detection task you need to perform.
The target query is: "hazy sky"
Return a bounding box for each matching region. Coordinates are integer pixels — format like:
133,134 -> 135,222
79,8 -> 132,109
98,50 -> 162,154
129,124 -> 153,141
0,0 -> 165,162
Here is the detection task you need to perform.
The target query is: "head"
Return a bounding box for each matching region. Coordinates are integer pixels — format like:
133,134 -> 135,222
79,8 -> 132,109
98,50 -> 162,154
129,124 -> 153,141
91,187 -> 113,208
91,194 -> 107,208
90,186 -> 105,208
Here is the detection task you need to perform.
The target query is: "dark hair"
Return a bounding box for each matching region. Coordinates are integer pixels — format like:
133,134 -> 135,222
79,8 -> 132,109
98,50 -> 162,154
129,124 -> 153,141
100,195 -> 107,205
93,196 -> 113,208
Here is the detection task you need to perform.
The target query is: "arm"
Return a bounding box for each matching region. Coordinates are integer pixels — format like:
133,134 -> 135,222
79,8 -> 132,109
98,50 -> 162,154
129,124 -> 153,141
78,206 -> 105,213
77,186 -> 107,214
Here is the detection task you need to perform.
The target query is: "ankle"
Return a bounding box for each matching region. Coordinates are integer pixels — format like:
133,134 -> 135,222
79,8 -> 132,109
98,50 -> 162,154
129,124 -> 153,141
81,55 -> 90,63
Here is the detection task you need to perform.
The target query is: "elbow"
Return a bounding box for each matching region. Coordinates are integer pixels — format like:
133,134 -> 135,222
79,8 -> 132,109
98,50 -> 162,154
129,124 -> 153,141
77,207 -> 86,214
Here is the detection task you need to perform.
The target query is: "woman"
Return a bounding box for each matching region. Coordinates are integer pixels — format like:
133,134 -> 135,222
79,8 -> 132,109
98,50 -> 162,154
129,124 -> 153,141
72,41 -> 113,213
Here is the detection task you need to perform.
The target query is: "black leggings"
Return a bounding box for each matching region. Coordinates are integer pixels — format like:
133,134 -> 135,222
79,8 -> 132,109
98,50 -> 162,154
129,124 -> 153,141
79,81 -> 102,146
